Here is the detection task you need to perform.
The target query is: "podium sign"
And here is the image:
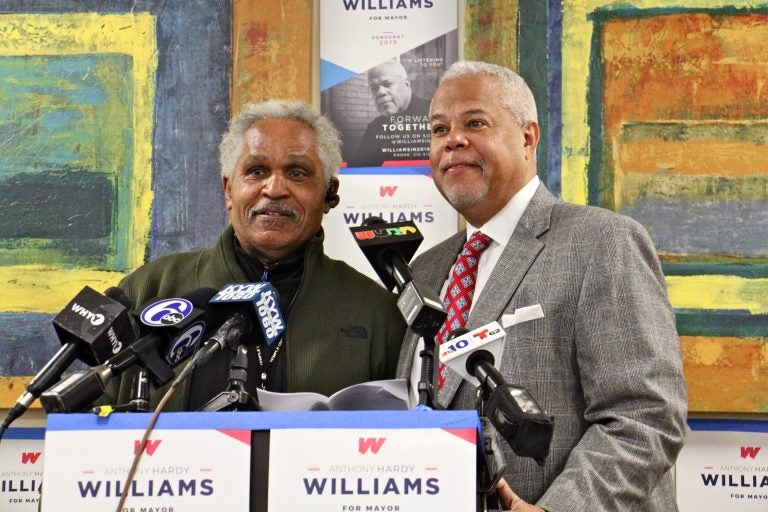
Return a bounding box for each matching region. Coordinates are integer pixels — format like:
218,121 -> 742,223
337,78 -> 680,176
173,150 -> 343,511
269,423 -> 477,510
676,419 -> 768,512
0,428 -> 45,511
42,413 -> 251,512
41,410 -> 479,511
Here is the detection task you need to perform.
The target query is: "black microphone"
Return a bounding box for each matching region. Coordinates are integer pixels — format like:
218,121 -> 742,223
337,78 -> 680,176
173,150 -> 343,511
442,325 -> 554,465
186,313 -> 251,368
208,282 -> 285,345
0,286 -> 133,435
182,282 -> 285,373
40,287 -> 219,414
350,217 -> 446,337
50,286 -> 135,365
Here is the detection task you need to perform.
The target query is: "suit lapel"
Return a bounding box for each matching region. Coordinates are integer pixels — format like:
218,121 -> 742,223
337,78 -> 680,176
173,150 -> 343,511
437,184 -> 556,408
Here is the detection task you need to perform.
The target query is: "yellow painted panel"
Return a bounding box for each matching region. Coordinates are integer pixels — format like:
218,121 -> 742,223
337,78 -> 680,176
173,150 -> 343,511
666,275 -> 768,314
560,0 -> 758,204
0,267 -> 125,314
232,0 -> 313,109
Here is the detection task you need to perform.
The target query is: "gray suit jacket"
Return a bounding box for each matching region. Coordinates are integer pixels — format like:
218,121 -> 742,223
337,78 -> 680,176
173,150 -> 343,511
397,184 -> 687,511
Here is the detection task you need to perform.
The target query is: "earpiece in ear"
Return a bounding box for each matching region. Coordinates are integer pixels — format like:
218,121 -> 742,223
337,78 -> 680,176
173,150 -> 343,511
325,188 -> 340,208
324,178 -> 340,209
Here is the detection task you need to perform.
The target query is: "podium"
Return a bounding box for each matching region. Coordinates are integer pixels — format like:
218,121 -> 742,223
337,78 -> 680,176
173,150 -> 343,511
41,410 -> 481,511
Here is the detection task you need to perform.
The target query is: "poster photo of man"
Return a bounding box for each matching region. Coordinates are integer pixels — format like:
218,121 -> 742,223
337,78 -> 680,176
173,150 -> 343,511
321,32 -> 458,168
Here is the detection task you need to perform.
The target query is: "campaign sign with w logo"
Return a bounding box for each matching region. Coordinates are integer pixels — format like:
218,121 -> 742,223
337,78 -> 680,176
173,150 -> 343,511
41,413 -> 251,512
267,410 -> 478,511
0,428 -> 45,512
0,427 -> 45,511
676,419 -> 768,512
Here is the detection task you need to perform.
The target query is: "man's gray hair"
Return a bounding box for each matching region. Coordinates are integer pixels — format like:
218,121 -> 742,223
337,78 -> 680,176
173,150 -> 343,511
219,100 -> 342,182
440,61 -> 538,126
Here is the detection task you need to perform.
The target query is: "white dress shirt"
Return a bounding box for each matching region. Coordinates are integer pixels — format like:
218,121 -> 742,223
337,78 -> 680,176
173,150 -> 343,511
409,176 -> 541,405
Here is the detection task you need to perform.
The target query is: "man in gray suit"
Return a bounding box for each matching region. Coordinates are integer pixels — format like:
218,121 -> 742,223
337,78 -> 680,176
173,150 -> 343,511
397,61 -> 687,511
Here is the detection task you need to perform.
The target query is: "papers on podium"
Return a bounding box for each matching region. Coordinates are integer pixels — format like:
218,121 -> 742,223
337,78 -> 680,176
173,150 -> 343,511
255,378 -> 412,412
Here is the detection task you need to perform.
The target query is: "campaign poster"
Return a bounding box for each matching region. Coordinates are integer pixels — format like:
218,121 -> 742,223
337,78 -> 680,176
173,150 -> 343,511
0,428 -> 45,511
323,170 -> 457,285
42,426 -> 251,512
268,427 -> 476,511
320,1 -> 459,279
320,1 -> 458,168
676,419 -> 768,511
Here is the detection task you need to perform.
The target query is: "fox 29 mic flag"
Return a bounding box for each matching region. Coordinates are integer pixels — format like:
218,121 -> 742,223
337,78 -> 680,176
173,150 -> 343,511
211,283 -> 285,345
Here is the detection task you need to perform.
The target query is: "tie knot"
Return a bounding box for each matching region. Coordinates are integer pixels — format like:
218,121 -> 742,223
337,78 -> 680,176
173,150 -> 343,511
463,231 -> 491,258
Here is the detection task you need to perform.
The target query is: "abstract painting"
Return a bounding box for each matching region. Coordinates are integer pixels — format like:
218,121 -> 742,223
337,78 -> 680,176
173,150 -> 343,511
561,0 -> 768,412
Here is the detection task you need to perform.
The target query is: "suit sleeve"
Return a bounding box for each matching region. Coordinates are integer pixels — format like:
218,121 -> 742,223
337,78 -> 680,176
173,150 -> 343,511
537,216 -> 688,511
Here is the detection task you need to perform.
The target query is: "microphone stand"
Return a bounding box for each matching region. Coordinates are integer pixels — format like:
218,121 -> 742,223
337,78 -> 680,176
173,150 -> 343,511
198,344 -> 260,412
475,392 -> 506,511
92,369 -> 151,414
471,358 -> 554,510
416,334 -> 437,408
386,256 -> 446,410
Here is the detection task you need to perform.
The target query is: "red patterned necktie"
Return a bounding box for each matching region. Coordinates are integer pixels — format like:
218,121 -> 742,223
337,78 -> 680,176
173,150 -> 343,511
436,230 -> 492,391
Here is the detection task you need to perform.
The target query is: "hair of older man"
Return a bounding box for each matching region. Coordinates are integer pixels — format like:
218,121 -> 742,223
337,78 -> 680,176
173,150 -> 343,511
219,100 -> 342,182
440,61 -> 538,126
367,58 -> 408,83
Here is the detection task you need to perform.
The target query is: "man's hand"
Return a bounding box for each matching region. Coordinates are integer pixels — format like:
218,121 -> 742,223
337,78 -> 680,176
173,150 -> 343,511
495,478 -> 545,512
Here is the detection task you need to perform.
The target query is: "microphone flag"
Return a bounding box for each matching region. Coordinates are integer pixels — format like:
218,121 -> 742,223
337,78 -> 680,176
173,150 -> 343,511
51,285 -> 134,366
439,321 -> 506,387
211,283 -> 285,345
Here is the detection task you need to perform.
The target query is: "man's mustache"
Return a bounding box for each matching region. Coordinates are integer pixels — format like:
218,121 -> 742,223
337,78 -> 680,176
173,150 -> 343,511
246,201 -> 300,225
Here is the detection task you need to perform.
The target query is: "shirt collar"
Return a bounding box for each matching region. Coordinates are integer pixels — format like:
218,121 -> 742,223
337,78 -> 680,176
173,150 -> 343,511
467,175 -> 540,246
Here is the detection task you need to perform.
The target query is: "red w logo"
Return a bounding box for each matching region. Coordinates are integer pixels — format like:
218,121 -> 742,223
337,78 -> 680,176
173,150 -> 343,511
740,446 -> 762,459
358,437 -> 386,455
20,452 -> 42,464
379,185 -> 398,197
134,439 -> 163,456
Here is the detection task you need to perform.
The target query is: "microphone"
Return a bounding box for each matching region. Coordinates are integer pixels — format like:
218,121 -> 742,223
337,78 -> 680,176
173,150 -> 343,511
439,322 -> 506,387
168,282 -> 284,387
208,282 -> 284,345
129,288 -> 220,381
440,323 -> 555,465
50,286 -> 135,365
40,287 -> 219,414
186,313 -> 251,368
0,286 -> 133,434
350,217 -> 446,337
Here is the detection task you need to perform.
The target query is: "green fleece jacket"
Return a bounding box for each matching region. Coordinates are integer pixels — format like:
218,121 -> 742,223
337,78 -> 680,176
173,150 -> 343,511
112,225 -> 406,410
